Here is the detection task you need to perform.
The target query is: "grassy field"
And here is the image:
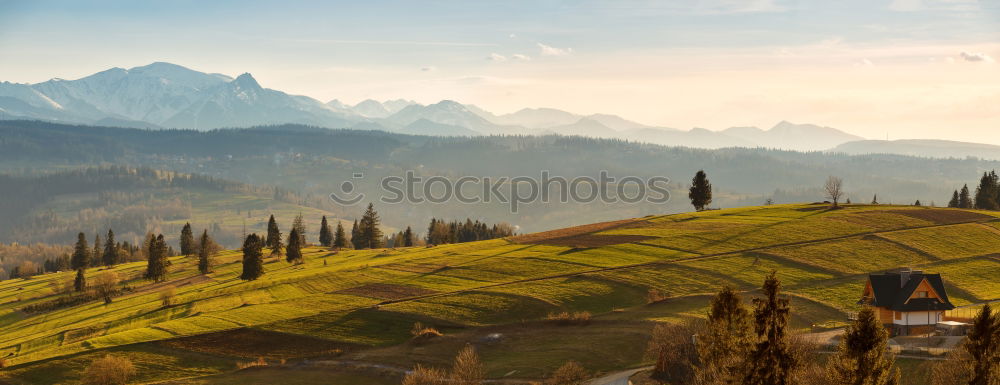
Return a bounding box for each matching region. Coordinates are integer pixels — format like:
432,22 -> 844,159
2,203 -> 999,384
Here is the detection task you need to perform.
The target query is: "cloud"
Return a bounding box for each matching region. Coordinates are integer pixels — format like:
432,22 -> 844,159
511,54 -> 531,61
421,66 -> 436,72
509,33 -> 517,39
854,58 -> 874,67
538,43 -> 573,56
693,0 -> 786,14
888,0 -> 923,12
487,53 -> 507,61
960,51 -> 995,63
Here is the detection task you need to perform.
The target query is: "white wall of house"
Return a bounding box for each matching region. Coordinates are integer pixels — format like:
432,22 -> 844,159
892,311 -> 943,325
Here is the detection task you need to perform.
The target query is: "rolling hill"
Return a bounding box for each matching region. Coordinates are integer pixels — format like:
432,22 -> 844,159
2,203 -> 999,384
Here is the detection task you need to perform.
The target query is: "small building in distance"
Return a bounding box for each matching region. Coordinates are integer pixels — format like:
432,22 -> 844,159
858,268 -> 956,336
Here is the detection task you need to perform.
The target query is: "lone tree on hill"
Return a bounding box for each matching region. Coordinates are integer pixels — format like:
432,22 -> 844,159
179,222 -> 195,255
74,268 -> 87,292
333,222 -> 347,248
286,228 -> 303,264
292,213 -> 306,245
240,233 -> 265,280
197,230 -> 215,274
102,229 -> 118,267
959,184 -> 973,208
265,214 -> 283,256
319,215 -> 333,247
688,170 -> 713,211
403,226 -> 414,247
824,176 -> 844,207
71,232 -> 90,270
743,271 -> 797,385
144,234 -> 168,282
827,307 -> 900,385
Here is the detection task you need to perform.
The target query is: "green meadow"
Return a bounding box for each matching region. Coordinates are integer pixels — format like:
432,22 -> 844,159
3,203 -> 999,384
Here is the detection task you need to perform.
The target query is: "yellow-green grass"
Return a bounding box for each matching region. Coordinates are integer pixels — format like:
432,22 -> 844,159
3,203 -> 1000,377
879,223 -> 1000,259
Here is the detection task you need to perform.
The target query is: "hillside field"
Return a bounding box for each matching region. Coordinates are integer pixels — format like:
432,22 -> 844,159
2,203 -> 1000,384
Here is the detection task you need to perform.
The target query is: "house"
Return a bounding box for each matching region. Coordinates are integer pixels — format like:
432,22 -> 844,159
858,268 -> 955,336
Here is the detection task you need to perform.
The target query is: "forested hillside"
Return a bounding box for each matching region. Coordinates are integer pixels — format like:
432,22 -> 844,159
3,120 -> 996,234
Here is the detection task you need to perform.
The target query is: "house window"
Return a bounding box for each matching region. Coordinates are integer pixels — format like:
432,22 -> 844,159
916,291 -> 928,298
895,311 -> 902,320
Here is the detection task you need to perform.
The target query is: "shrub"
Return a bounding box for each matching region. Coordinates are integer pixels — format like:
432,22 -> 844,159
410,322 -> 443,344
236,357 -> 267,370
646,288 -> 670,304
546,311 -> 591,326
402,364 -> 447,385
82,355 -> 135,385
159,286 -> 176,308
548,361 -> 589,385
450,344 -> 484,385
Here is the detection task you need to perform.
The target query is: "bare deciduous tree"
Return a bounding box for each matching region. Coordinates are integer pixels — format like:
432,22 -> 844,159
824,176 -> 844,207
82,355 -> 135,385
91,271 -> 119,304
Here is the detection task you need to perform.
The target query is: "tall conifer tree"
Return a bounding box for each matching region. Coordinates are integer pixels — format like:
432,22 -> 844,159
179,222 -> 195,255
403,226 -> 414,247
102,229 -> 118,266
197,230 -> 214,274
360,203 -> 383,249
71,232 -> 90,270
743,271 -> 796,385
827,307 -> 900,385
333,222 -> 347,248
319,215 -> 333,247
240,233 -> 265,280
688,170 -> 713,211
286,228 -> 303,264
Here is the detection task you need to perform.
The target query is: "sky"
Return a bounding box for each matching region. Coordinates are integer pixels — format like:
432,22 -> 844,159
0,0 -> 998,143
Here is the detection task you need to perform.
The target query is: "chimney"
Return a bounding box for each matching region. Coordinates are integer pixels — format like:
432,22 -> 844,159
900,267 -> 912,287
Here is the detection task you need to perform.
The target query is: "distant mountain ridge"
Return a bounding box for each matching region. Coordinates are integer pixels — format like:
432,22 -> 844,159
832,139 -> 1000,160
0,61 -> 872,151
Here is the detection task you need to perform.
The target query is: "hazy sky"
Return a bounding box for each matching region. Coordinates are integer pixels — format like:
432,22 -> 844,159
1,0 -> 998,142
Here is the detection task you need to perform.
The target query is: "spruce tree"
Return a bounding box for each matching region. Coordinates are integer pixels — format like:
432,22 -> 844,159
286,228 -> 303,264
404,226 -> 414,247
360,203 -> 383,249
292,213 -> 306,245
92,234 -> 101,267
688,170 -> 713,211
696,285 -> 754,384
351,219 -> 363,249
74,269 -> 86,292
240,233 -> 265,280
144,234 -> 168,282
827,307 -> 900,385
180,222 -> 195,256
965,303 -> 999,385
319,215 -> 333,247
960,184 -> 973,208
872,194 -> 879,204
197,230 -> 214,274
974,171 -> 999,210
914,200 -> 922,206
743,271 -> 796,385
71,232 -> 90,270
266,214 -> 282,252
949,190 -> 960,208
102,229 -> 118,266
333,222 -> 347,248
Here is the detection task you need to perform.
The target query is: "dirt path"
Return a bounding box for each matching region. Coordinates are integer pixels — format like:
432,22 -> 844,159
585,366 -> 653,385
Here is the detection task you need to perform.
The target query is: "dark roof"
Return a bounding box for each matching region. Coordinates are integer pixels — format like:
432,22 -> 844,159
860,271 -> 955,311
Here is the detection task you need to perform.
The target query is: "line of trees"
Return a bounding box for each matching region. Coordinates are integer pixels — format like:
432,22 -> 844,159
424,218 -> 515,245
948,171 -> 1000,209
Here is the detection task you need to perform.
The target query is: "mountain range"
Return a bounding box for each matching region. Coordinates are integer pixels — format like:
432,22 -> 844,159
0,61 -> 880,152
